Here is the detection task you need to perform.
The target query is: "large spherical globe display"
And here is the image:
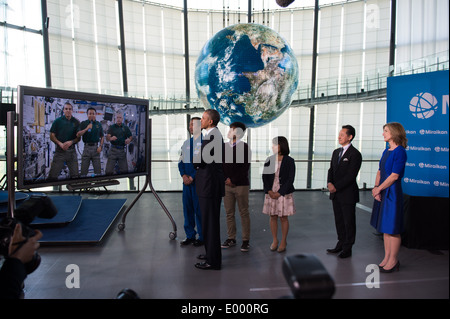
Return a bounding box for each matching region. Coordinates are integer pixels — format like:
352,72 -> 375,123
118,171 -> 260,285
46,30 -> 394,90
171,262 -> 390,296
195,23 -> 299,128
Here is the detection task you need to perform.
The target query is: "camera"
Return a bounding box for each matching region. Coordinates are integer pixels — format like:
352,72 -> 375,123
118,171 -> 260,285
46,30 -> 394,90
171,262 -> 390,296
116,288 -> 140,299
0,217 -> 42,274
0,194 -> 57,274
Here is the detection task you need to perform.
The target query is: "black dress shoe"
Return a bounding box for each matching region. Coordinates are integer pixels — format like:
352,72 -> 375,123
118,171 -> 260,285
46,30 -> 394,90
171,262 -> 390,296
338,250 -> 352,258
196,254 -> 206,260
180,238 -> 195,246
326,247 -> 342,254
195,262 -> 221,270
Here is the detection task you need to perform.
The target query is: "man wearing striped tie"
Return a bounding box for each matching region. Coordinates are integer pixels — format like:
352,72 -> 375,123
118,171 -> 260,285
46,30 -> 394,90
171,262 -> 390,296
326,125 -> 362,259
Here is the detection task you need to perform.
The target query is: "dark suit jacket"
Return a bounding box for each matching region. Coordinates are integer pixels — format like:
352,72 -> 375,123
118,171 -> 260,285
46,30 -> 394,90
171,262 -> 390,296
262,155 -> 295,196
193,127 -> 225,198
327,144 -> 362,204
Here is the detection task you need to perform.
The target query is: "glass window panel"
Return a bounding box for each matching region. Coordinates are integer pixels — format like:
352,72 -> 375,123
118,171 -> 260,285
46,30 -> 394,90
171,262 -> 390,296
2,0 -> 42,30
2,29 -> 45,88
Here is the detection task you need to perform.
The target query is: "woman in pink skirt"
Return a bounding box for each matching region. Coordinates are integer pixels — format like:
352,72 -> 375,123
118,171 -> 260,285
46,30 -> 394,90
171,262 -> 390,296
262,136 -> 296,252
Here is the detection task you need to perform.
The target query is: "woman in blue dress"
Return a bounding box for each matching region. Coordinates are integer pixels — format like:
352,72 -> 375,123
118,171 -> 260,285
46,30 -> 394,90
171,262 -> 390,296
370,122 -> 407,273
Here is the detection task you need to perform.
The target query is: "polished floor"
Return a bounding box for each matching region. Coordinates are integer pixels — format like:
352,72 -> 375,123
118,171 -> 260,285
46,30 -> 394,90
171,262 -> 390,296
22,189 -> 448,299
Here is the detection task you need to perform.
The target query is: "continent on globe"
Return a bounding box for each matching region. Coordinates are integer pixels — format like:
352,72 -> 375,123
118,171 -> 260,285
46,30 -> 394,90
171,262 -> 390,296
195,23 -> 299,128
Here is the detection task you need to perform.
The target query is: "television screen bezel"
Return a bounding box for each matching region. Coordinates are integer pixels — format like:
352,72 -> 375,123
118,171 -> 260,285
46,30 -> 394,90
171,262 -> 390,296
17,85 -> 149,190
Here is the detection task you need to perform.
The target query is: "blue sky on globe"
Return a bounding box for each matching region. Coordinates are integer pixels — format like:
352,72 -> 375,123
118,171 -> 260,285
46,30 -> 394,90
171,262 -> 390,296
195,23 -> 299,128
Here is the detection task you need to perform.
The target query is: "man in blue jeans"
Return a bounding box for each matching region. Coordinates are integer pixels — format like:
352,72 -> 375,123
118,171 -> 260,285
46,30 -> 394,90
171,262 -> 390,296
178,117 -> 203,246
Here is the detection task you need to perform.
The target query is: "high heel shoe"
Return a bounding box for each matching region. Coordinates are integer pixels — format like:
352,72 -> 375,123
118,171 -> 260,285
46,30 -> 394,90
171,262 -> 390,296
277,242 -> 287,253
277,246 -> 286,253
380,261 -> 400,273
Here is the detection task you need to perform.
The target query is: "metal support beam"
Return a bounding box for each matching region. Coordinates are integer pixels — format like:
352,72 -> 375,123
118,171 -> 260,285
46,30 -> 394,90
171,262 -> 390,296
389,0 -> 397,76
41,0 -> 52,88
184,0 -> 191,127
117,0 -> 128,94
306,0 -> 319,189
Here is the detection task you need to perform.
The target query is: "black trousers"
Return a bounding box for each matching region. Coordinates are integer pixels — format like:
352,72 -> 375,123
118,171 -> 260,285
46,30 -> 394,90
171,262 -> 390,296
198,196 -> 222,268
332,199 -> 356,252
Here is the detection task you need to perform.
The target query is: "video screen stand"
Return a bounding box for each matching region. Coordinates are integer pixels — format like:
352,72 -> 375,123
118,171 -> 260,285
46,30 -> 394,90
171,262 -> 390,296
117,118 -> 177,240
66,179 -> 120,191
6,111 -> 16,219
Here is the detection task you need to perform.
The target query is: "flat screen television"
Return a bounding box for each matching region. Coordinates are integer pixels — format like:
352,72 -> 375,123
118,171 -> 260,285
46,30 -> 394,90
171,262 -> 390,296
17,85 -> 149,189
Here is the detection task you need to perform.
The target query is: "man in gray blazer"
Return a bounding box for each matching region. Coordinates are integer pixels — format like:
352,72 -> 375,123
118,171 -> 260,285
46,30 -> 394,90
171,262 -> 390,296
327,125 -> 362,258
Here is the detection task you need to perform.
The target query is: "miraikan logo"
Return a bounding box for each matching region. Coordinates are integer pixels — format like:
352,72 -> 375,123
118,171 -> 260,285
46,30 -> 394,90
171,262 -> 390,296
409,92 -> 438,119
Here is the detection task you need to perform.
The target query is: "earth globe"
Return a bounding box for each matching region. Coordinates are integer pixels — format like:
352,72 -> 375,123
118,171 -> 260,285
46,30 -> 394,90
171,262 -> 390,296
194,23 -> 299,128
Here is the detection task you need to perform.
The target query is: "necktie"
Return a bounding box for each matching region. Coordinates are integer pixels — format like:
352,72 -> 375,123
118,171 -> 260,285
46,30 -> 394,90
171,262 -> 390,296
338,147 -> 344,163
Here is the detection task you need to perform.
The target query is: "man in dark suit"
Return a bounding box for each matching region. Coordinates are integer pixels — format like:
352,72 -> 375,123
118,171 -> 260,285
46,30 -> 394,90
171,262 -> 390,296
193,109 -> 224,270
327,125 -> 362,258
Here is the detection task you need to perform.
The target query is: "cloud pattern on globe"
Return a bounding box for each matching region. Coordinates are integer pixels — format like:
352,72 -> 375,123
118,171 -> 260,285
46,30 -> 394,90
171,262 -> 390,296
195,23 -> 299,128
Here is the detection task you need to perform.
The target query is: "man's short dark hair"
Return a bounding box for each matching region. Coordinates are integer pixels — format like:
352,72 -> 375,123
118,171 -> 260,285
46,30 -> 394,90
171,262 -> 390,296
230,121 -> 246,131
64,102 -> 73,110
342,125 -> 356,142
87,107 -> 97,114
205,109 -> 220,126
230,121 -> 246,139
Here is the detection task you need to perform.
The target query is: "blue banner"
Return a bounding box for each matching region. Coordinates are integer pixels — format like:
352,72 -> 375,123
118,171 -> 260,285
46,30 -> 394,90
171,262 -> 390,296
387,70 -> 449,198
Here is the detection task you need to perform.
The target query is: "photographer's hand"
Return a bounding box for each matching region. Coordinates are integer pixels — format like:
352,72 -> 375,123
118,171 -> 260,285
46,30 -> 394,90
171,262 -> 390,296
9,224 -> 42,264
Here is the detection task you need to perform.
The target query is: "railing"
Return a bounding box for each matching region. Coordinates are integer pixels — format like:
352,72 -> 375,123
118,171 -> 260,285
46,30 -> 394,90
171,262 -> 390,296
1,52 -> 448,110
138,51 -> 450,113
